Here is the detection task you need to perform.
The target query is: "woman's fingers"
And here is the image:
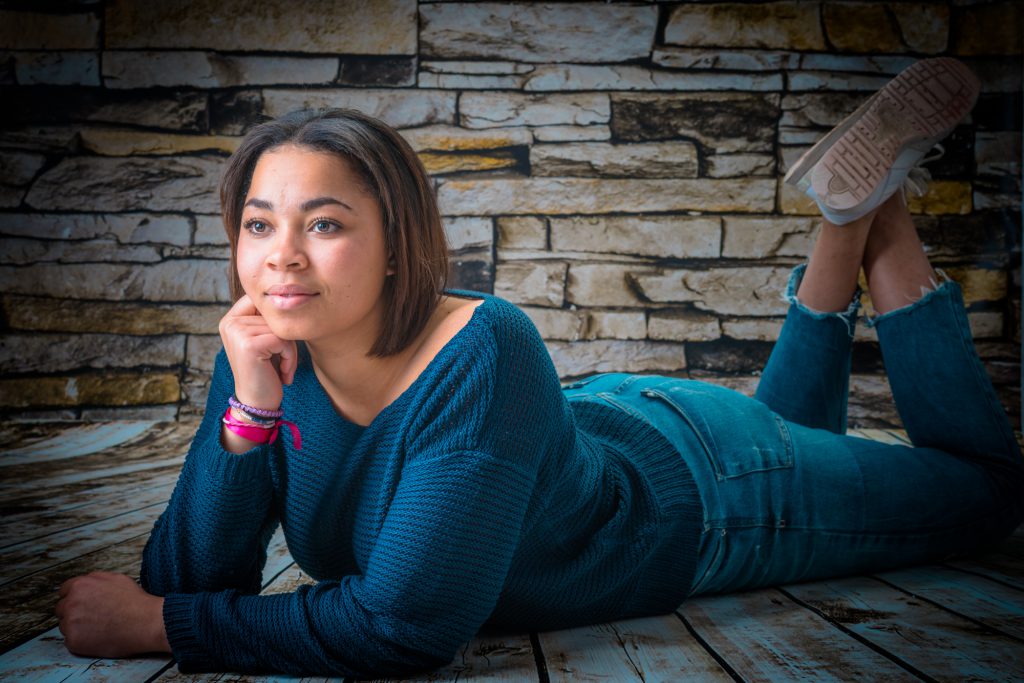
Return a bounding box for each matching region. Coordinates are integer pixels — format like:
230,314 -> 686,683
226,293 -> 258,318
278,340 -> 299,385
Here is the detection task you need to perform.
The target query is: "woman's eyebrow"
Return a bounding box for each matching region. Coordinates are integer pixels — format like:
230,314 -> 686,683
302,196 -> 355,213
242,196 -> 356,213
243,198 -> 273,210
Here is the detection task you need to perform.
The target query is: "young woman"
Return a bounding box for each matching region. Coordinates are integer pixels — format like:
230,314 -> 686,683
55,57 -> 1023,677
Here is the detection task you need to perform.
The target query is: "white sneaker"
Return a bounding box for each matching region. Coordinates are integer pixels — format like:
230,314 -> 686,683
784,58 -> 980,225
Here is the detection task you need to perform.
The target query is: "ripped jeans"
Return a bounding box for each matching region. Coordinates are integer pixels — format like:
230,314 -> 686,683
567,264 -> 1024,596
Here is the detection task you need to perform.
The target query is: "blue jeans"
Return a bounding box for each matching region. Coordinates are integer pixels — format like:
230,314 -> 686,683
564,264 -> 1024,596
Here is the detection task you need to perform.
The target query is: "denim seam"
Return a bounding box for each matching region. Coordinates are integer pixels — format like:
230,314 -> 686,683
784,262 -> 862,338
863,267 -> 953,328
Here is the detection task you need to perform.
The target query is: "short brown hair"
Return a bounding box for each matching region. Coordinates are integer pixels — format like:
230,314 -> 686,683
219,108 -> 450,357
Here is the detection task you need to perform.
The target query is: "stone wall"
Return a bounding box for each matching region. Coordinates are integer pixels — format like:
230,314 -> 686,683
1,0 -> 1021,428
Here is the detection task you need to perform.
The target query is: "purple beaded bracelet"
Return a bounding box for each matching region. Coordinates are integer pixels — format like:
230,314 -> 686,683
229,395 -> 284,419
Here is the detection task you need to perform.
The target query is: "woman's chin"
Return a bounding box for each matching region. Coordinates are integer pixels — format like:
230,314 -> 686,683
261,319 -> 311,342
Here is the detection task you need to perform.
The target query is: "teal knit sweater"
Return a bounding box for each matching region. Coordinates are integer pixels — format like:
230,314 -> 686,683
141,292 -> 701,677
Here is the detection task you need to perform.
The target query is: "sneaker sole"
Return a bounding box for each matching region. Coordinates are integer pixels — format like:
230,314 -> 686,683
784,58 -> 980,212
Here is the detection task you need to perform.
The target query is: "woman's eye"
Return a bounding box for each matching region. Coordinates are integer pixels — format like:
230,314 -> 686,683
244,220 -> 269,235
311,219 -> 339,234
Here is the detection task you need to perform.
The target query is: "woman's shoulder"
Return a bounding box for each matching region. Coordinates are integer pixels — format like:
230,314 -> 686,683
445,289 -> 542,339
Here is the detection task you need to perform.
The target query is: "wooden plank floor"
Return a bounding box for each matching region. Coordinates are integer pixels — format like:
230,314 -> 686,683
1,421 -> 1022,682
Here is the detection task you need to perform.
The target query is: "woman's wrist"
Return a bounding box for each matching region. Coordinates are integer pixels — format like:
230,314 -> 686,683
147,596 -> 171,654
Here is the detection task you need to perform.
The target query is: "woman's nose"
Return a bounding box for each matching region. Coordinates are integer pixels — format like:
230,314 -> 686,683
266,228 -> 308,270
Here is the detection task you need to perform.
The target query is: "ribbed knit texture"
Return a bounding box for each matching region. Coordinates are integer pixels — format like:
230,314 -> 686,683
140,292 -> 702,677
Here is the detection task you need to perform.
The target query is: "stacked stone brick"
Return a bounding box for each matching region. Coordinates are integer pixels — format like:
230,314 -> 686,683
0,1 -> 1020,428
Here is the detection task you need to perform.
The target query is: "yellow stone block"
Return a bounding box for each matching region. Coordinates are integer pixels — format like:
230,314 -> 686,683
942,267 -> 1007,304
859,267 -> 1005,316
665,2 -> 825,51
781,179 -> 971,220
77,373 -> 181,405
955,2 -> 1022,56
778,179 -> 818,216
2,297 -> 225,335
401,126 -> 532,152
906,181 -> 971,216
0,373 -> 180,409
0,377 -> 75,408
824,4 -> 903,53
80,129 -> 242,156
418,152 -> 516,175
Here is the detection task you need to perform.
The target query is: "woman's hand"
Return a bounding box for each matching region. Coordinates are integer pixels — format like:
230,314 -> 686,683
56,572 -> 170,658
219,294 -> 298,411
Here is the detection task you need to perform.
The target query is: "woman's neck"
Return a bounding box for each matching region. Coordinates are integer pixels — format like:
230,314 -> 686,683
306,330 -> 417,426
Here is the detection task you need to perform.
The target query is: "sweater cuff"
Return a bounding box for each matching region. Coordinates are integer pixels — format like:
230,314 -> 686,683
199,428 -> 273,484
163,593 -> 215,672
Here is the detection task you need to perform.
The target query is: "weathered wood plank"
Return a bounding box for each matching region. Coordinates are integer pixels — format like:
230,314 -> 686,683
0,422 -> 79,453
678,589 -> 918,681
2,454 -> 185,492
0,421 -> 157,466
0,628 -> 174,683
1,469 -> 179,521
875,566 -> 1024,639
784,575 -> 1024,682
946,552 -> 1024,590
847,429 -> 909,447
0,503 -> 166,586
883,429 -> 913,446
0,533 -> 149,654
0,421 -> 195,485
1,480 -> 171,549
0,529 -> 295,680
540,613 -> 730,682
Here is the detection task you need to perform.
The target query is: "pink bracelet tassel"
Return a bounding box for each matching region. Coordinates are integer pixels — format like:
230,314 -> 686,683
223,408 -> 302,450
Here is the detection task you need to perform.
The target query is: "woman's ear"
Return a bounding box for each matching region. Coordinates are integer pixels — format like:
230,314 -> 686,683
386,254 -> 396,276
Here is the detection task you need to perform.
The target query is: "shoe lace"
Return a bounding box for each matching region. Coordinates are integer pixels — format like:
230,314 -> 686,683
901,144 -> 945,199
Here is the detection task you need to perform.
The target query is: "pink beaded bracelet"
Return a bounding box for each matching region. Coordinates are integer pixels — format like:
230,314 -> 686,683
222,408 -> 302,450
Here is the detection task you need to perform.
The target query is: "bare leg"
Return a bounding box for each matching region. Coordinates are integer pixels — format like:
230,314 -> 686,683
795,211 -> 875,313
862,194 -> 938,313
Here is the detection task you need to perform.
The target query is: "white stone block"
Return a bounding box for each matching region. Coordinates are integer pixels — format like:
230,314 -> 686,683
521,306 -> 585,341
437,178 -> 777,216
494,262 -> 567,307
460,93 -> 610,129
722,216 -> 817,258
264,89 -> 457,128
547,339 -> 685,377
550,216 -> 720,259
0,213 -> 192,246
532,126 -> 611,142
705,154 -> 775,178
566,264 -> 654,308
420,2 -> 658,63
648,311 -> 721,341
531,142 -> 699,178
523,64 -> 783,92
497,216 -> 547,250
585,311 -> 647,341
103,51 -> 338,88
652,48 -> 798,71
632,267 -> 793,316
14,51 -> 99,86
443,216 -> 492,250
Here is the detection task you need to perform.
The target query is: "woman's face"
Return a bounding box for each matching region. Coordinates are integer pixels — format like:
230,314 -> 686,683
236,144 -> 391,343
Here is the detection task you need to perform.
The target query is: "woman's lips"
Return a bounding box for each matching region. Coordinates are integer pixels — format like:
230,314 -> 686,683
265,285 -> 319,310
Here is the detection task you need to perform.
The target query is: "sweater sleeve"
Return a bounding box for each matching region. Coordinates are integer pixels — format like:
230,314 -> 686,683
160,448 -> 538,677
140,349 -> 279,596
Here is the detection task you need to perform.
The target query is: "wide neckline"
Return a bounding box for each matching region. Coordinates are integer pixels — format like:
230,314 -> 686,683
302,291 -> 491,431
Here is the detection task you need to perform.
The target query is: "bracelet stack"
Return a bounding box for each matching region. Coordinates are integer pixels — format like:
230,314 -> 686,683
222,396 -> 302,450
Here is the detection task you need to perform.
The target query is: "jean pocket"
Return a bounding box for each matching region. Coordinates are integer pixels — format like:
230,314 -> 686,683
561,373 -> 610,391
641,381 -> 794,481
